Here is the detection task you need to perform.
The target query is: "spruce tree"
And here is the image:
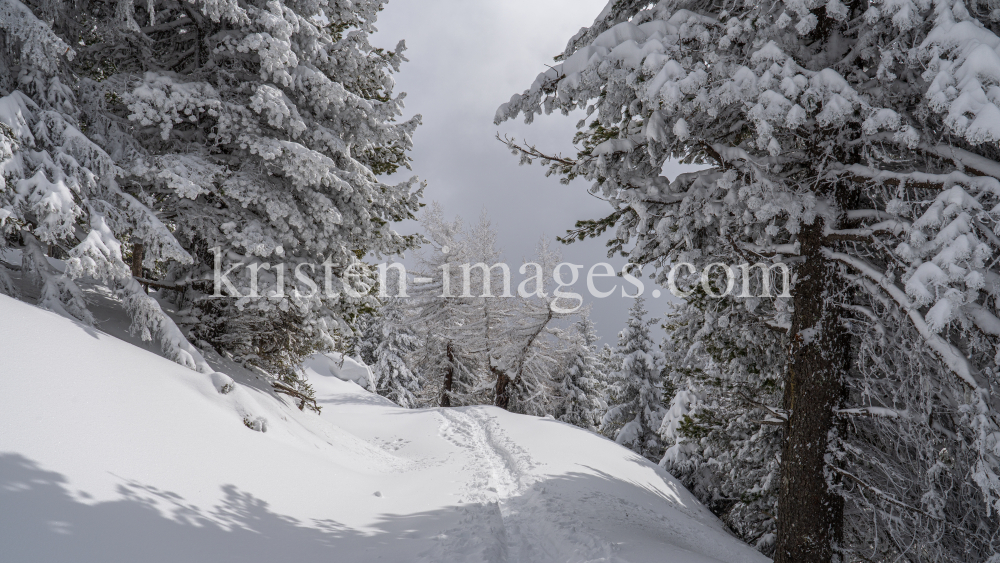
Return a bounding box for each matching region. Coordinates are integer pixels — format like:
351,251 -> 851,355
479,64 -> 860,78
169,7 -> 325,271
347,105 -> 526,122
658,293 -> 785,554
355,311 -> 378,367
555,315 -> 602,430
592,342 -> 620,423
366,297 -> 421,408
0,0 -> 422,401
601,298 -> 667,461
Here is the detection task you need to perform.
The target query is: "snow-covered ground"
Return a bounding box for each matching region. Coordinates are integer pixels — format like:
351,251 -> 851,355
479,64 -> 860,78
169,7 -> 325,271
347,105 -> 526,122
0,292 -> 767,563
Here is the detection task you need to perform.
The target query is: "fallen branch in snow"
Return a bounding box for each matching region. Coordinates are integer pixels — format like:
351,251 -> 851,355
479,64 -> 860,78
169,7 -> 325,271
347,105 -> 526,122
272,381 -> 320,412
0,259 -> 21,271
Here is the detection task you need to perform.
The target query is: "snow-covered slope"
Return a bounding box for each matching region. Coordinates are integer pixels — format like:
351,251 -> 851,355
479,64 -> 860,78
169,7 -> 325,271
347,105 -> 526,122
0,294 -> 767,563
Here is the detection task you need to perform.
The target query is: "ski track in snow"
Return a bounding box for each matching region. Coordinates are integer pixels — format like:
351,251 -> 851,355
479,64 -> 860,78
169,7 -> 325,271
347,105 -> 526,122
437,409 -> 527,502
427,408 -> 622,563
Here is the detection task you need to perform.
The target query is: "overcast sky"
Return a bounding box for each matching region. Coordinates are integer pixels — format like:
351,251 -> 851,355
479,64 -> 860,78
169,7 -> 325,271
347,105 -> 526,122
371,0 -> 683,343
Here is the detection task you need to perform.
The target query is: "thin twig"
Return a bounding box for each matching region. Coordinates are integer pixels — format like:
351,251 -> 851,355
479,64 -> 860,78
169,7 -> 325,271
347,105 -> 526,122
496,133 -> 579,166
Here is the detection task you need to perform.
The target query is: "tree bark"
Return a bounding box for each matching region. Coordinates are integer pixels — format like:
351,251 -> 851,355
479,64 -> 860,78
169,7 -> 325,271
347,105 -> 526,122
440,340 -> 455,407
132,242 -> 147,293
774,220 -> 846,563
131,242 -> 145,275
493,365 -> 511,410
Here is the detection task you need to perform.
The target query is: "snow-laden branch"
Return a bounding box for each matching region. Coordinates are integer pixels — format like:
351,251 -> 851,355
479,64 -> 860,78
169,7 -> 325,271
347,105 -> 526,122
824,220 -> 909,241
497,133 -> 580,167
739,241 -> 800,256
840,304 -> 886,337
824,250 -> 980,391
832,164 -> 1000,196
925,144 -> 1000,183
835,407 -> 909,419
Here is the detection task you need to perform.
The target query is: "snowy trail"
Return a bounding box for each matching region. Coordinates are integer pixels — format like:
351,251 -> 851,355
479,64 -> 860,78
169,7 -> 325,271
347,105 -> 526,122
437,409 -> 528,503
0,294 -> 769,563
428,408 -> 622,563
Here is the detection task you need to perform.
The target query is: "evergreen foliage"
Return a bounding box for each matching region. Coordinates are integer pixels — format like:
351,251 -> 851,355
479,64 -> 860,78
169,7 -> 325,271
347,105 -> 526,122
658,291 -> 785,554
0,0 -> 422,402
601,298 -> 667,462
499,0 -> 1000,558
366,297 -> 421,408
554,314 -> 604,430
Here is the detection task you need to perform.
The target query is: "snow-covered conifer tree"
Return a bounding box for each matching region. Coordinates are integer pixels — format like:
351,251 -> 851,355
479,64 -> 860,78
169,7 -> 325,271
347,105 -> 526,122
601,298 -> 667,461
498,0 -> 1000,558
366,297 -> 421,408
658,294 -> 784,554
0,0 -> 422,404
591,342 -> 619,421
596,343 -> 622,385
0,3 -> 217,377
555,314 -> 602,430
461,210 -> 517,406
354,311 -> 378,367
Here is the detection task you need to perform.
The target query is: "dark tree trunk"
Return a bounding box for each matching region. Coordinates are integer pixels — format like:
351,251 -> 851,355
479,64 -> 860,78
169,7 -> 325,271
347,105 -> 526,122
774,220 -> 846,563
440,340 -> 455,407
132,242 -> 147,293
493,365 -> 511,410
132,242 -> 144,278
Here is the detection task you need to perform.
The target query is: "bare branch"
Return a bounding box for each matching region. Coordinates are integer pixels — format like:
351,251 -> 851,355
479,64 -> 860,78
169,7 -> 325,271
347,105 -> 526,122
496,133 -> 579,166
